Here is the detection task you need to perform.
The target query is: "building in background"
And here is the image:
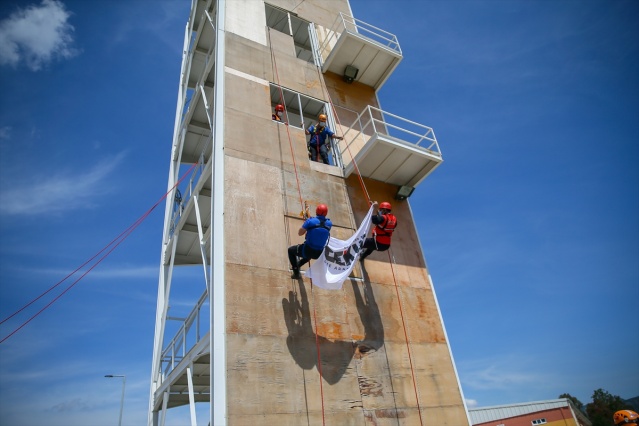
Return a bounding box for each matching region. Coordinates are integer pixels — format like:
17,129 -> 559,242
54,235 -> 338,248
469,398 -> 592,426
147,0 -> 467,425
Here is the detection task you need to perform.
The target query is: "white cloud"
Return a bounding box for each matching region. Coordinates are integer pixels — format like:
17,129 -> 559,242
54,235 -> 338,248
461,357 -> 549,391
465,398 -> 478,408
0,0 -> 78,71
0,153 -> 126,215
2,264 -> 159,281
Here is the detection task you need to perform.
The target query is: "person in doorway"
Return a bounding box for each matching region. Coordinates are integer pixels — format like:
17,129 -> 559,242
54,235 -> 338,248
288,204 -> 332,279
360,201 -> 397,261
305,114 -> 343,164
272,104 -> 285,122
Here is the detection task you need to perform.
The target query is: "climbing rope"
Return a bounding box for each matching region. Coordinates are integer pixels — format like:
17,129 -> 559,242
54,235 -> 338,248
310,284 -> 326,426
0,162 -> 199,344
315,64 -> 424,424
387,248 -> 424,424
314,65 -> 371,205
267,28 -> 305,217
268,27 -> 327,425
269,26 -> 423,424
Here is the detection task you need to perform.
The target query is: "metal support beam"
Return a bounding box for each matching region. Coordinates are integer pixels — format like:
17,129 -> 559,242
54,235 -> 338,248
211,0 -> 227,425
160,390 -> 169,426
199,83 -> 214,130
187,365 -> 197,426
192,194 -> 211,294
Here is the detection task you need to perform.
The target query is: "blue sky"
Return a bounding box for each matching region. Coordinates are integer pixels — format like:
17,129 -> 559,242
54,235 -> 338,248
0,0 -> 637,425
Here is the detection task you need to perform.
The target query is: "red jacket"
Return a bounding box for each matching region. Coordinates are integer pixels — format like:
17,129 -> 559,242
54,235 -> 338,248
373,213 -> 397,245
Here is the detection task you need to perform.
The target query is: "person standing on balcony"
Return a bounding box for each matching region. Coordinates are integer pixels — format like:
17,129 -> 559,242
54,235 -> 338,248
305,113 -> 343,164
360,201 -> 397,261
288,204 -> 332,279
272,104 -> 286,123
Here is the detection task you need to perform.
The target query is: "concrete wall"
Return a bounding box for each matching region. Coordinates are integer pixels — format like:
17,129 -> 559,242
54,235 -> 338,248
220,1 -> 469,424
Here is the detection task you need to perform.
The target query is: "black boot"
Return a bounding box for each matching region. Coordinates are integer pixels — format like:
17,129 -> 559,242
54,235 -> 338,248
291,267 -> 300,279
291,259 -> 301,278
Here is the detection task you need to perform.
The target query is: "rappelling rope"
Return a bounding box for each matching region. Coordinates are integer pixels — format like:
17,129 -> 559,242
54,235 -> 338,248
310,283 -> 326,426
314,65 -> 371,205
268,28 -> 327,426
267,28 -> 305,215
270,25 -> 423,424
0,162 -> 199,344
387,248 -> 424,424
315,65 -> 424,424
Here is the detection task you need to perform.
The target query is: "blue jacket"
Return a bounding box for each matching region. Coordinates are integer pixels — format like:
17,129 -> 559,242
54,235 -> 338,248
307,125 -> 335,147
303,215 -> 332,250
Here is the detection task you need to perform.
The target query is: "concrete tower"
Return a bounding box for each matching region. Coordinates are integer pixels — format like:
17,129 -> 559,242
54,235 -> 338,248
148,1 -> 470,425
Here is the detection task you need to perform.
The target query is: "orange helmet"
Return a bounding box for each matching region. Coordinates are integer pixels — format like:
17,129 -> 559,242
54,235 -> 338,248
379,201 -> 392,211
614,410 -> 639,425
275,104 -> 285,112
318,114 -> 327,122
316,204 -> 328,216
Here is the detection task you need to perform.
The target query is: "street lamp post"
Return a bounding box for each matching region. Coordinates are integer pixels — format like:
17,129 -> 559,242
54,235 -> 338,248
104,374 -> 126,426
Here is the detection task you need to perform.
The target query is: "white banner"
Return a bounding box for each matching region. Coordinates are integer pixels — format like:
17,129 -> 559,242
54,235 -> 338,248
305,206 -> 374,290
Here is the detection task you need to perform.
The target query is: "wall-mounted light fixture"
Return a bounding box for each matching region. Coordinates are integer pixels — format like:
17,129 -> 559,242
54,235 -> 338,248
395,185 -> 415,201
343,65 -> 359,84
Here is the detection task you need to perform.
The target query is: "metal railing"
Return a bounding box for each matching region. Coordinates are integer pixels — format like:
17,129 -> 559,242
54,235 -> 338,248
317,12 -> 401,65
169,149 -> 209,237
159,288 -> 210,381
181,9 -> 216,124
339,105 -> 441,158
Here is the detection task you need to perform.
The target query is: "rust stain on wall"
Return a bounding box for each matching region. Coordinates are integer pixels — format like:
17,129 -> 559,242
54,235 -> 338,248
358,377 -> 383,397
316,322 -> 343,340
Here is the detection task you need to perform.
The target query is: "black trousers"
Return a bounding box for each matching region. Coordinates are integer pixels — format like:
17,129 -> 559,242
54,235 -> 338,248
288,244 -> 323,269
360,237 -> 390,259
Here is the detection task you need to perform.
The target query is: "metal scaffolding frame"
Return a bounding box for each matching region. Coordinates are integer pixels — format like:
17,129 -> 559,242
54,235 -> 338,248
148,1 -> 220,425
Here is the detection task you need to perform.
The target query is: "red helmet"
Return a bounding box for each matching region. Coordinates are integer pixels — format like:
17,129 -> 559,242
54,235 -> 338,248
275,104 -> 285,112
379,201 -> 392,211
316,204 -> 328,216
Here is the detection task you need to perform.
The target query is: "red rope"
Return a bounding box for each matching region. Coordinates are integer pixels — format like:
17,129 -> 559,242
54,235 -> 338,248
310,283 -> 326,426
0,162 -> 198,344
268,29 -> 304,214
316,65 -> 423,424
268,28 -> 325,425
315,66 -> 371,205
387,249 -> 423,424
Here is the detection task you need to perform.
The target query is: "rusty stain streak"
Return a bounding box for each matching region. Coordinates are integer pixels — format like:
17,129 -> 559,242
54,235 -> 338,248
316,322 -> 343,340
363,411 -> 377,426
358,377 -> 383,397
375,408 -> 405,419
364,408 -> 406,425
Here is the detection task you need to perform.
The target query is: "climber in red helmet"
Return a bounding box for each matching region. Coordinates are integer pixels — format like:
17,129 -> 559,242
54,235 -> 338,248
272,104 -> 285,122
360,201 -> 397,262
288,204 -> 332,279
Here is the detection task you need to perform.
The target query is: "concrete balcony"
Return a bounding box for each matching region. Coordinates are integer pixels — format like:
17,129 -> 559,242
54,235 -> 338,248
337,106 -> 442,188
317,13 -> 402,90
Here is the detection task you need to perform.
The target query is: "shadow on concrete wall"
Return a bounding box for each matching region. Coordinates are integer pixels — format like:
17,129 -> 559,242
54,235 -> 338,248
281,269 -> 384,385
